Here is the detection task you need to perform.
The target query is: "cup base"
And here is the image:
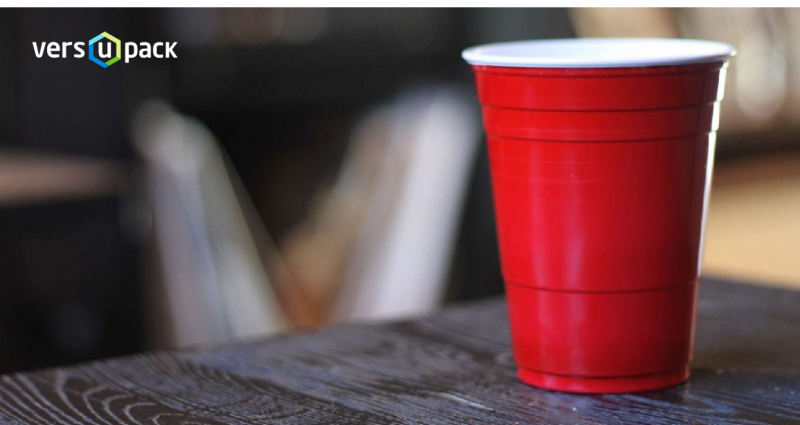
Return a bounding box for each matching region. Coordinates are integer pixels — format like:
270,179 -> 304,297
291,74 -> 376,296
517,367 -> 689,394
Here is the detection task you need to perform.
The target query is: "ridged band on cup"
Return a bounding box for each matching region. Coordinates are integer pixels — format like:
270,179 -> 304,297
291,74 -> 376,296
505,282 -> 698,380
472,62 -> 727,111
482,103 -> 718,142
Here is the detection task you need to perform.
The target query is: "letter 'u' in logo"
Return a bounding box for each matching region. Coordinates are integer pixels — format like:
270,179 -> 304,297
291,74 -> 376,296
88,32 -> 121,68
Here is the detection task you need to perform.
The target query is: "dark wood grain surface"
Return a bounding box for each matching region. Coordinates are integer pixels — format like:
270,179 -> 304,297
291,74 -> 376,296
0,277 -> 798,424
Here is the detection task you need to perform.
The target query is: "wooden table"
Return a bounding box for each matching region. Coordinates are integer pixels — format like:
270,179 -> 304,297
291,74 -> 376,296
0,278 -> 797,424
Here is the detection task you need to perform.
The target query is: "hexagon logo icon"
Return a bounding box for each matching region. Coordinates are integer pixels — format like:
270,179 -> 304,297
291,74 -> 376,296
88,32 -> 121,68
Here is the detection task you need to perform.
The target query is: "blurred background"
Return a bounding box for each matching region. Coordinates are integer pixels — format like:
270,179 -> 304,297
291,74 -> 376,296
0,8 -> 797,374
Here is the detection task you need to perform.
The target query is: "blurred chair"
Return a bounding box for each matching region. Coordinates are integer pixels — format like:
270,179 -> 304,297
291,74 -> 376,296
133,102 -> 299,349
334,87 -> 480,320
282,86 -> 480,322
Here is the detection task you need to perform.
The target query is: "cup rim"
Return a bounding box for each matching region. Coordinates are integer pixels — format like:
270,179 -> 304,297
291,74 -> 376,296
462,38 -> 736,68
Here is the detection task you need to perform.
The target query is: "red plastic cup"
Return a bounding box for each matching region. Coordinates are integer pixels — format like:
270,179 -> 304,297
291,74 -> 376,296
463,39 -> 735,393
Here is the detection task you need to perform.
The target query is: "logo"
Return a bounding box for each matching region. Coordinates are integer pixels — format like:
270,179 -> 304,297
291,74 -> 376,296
89,32 -> 121,68
32,32 -> 177,68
